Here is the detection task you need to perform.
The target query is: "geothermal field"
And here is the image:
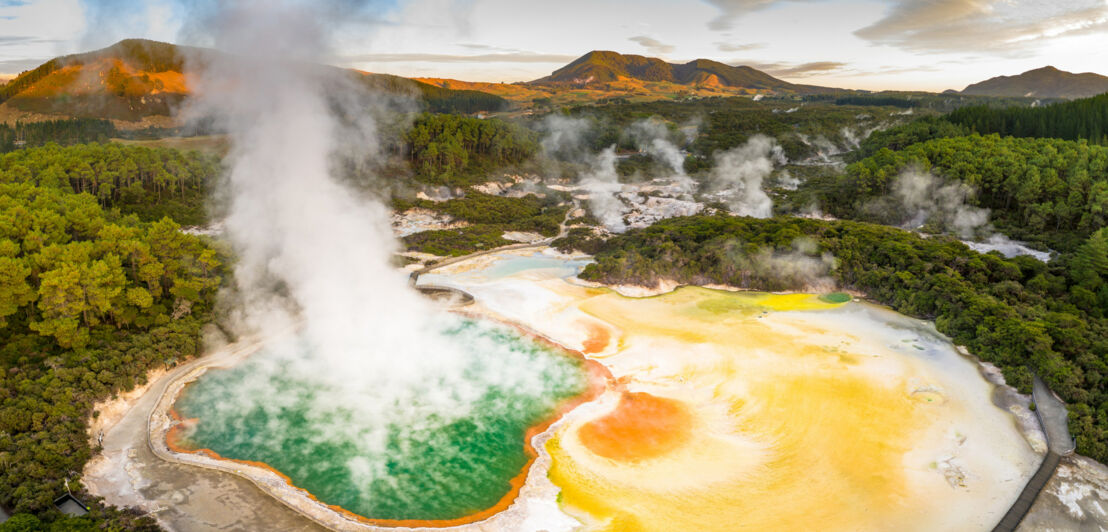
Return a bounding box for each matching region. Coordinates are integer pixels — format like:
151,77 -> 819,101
6,0 -> 1100,530
145,250 -> 1044,531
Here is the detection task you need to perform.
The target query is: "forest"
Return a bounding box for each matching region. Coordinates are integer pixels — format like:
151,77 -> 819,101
572,214 -> 1108,461
0,120 -> 117,153
0,143 -> 220,226
404,114 -> 539,185
0,180 -> 221,528
803,91 -> 1039,113
819,134 -> 1108,251
947,93 -> 1108,144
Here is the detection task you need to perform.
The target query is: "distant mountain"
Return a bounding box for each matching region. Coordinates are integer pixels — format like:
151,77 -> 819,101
0,39 -> 508,125
530,51 -> 829,94
960,66 -> 1108,100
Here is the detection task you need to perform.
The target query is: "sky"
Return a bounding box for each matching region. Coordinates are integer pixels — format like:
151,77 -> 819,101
0,0 -> 1106,91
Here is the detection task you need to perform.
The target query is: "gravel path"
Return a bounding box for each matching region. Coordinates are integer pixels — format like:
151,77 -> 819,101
84,337 -> 328,532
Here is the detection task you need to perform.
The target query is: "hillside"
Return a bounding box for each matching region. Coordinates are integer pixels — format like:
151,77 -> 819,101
0,39 -> 508,126
530,51 -> 829,94
961,66 -> 1108,99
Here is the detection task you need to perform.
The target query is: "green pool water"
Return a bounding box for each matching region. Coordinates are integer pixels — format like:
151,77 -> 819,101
173,320 -> 588,521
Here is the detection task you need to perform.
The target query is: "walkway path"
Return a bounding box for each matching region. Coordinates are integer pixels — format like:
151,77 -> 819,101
84,337 -> 326,532
992,375 -> 1074,532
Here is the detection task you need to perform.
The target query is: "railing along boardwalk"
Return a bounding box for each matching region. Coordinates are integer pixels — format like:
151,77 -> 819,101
992,375 -> 1075,532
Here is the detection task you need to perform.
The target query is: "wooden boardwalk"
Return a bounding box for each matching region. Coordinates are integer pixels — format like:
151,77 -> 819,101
991,376 -> 1074,532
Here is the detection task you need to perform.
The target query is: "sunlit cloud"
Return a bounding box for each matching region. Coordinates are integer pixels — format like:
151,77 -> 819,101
629,35 -> 676,55
715,41 -> 764,52
342,51 -> 579,64
703,0 -> 820,30
855,0 -> 1108,54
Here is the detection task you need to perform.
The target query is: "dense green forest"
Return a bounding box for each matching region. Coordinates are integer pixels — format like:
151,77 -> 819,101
0,120 -> 117,153
0,143 -> 220,226
947,93 -> 1108,144
818,134 -> 1108,251
0,181 -> 221,527
851,117 -> 970,160
572,214 -> 1108,460
416,83 -> 510,115
404,114 -> 538,185
803,91 -> 1039,113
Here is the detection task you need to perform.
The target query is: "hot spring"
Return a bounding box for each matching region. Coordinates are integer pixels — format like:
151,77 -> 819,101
170,318 -> 593,524
165,250 -> 1041,531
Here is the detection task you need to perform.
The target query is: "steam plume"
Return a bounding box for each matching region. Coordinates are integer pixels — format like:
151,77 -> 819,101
183,0 -> 578,501
580,146 -> 627,232
709,134 -> 785,218
891,168 -> 989,238
628,117 -> 694,192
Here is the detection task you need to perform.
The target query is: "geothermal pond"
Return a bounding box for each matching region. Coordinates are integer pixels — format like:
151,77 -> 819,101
170,250 -> 1039,531
172,319 -> 592,523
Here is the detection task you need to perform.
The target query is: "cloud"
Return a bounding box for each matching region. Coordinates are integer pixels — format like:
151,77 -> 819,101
732,59 -> 849,78
628,35 -> 675,54
764,60 -> 847,77
715,41 -> 764,52
703,0 -> 819,30
855,0 -> 1108,54
341,51 -> 579,64
0,57 -> 46,74
704,0 -> 1108,55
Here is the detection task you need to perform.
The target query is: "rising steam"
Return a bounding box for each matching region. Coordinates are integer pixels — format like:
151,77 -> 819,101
183,0 -> 580,501
628,117 -> 694,192
709,134 -> 785,218
890,168 -> 990,238
580,146 -> 628,232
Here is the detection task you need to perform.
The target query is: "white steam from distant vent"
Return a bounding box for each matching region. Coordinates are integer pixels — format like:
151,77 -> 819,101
880,168 -> 1050,261
629,117 -> 694,192
710,134 -> 785,218
539,113 -> 592,161
891,168 -> 990,238
580,146 -> 628,232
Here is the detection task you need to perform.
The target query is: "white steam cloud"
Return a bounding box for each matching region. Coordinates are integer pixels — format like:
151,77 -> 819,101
887,169 -> 1051,261
891,168 -> 990,238
723,237 -> 838,292
183,0 -> 578,499
580,146 -> 628,232
538,113 -> 592,161
628,117 -> 694,192
709,134 -> 785,218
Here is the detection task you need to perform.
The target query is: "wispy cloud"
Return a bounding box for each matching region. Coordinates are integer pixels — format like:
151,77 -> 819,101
768,60 -> 847,77
855,0 -> 1108,54
0,36 -> 63,47
0,57 -> 47,73
715,41 -> 764,52
736,59 -> 849,78
703,0 -> 818,30
342,51 -> 579,64
705,0 -> 1108,56
628,35 -> 675,54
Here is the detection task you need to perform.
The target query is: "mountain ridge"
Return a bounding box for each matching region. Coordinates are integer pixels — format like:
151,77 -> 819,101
0,39 -> 510,125
960,66 -> 1108,100
530,50 -> 832,94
